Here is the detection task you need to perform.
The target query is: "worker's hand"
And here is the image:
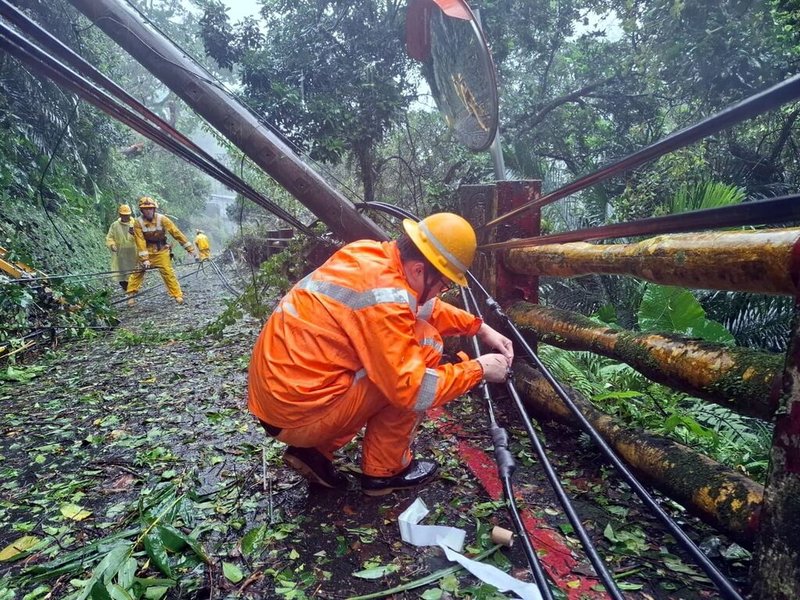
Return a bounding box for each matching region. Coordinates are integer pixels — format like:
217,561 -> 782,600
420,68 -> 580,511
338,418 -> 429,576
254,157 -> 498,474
141,260 -> 151,270
109,243 -> 117,253
477,324 -> 514,363
477,353 -> 510,383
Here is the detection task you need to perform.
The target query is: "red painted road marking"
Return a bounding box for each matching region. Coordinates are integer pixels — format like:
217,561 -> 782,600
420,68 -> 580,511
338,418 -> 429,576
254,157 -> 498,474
431,406 -> 609,599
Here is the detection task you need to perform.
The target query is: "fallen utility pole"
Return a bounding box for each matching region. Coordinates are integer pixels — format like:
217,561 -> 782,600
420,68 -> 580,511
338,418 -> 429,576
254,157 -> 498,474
67,0 -> 386,244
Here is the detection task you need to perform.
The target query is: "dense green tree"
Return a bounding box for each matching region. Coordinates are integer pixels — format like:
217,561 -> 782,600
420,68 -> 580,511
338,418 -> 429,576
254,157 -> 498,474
0,0 -> 212,275
198,0 -> 415,203
477,0 -> 800,213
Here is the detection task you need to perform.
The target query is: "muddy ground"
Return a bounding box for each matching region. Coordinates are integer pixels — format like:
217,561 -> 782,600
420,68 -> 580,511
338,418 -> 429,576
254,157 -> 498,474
0,260 -> 751,599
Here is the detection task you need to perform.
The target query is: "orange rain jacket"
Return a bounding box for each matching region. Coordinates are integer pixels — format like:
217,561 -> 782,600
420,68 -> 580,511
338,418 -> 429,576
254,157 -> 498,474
248,240 -> 485,428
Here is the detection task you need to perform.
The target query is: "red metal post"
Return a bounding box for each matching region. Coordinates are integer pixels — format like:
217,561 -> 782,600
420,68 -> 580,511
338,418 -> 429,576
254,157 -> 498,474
495,180 -> 540,304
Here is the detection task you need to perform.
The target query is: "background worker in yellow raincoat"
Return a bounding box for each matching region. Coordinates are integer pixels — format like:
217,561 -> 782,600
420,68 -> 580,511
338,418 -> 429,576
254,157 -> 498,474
126,196 -> 196,305
194,229 -> 211,261
105,204 -> 137,291
248,213 -> 514,496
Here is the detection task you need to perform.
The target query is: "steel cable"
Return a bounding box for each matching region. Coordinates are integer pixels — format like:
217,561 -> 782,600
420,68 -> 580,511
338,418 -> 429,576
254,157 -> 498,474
461,285 -> 624,600
365,200 -> 744,600
0,6 -> 319,238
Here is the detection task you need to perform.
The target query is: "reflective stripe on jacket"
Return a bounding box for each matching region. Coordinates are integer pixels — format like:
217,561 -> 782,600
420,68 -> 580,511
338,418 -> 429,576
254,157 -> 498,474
248,240 -> 484,428
133,213 -> 192,260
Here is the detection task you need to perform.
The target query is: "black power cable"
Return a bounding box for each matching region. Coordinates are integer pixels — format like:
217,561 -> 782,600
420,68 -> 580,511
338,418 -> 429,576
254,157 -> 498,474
461,285 -> 625,600
457,287 -> 557,600
204,256 -> 239,296
363,200 -> 744,600
0,5 -> 319,238
468,276 -> 744,600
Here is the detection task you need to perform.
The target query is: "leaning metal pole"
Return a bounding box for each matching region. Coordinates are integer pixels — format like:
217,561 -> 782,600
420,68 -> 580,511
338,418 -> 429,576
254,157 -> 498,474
67,0 -> 386,244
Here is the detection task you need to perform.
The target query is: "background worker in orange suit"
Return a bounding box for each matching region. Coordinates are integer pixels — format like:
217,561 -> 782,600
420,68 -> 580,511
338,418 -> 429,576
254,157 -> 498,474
105,203 -> 137,292
194,229 -> 211,261
248,213 -> 513,496
126,196 -> 196,305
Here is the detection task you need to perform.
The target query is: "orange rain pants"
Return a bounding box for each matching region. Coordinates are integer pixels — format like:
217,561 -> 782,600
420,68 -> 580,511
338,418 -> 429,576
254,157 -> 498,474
271,319 -> 444,477
248,240 -> 483,477
126,249 -> 183,300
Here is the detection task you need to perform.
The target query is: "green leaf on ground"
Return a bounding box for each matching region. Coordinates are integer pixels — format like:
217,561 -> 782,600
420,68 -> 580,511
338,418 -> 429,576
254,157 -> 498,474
60,504 -> 92,521
222,562 -> 244,583
352,564 -> 399,580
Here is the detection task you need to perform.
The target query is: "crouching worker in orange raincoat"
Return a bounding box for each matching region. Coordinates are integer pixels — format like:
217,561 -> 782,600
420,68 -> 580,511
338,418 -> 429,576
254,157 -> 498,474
248,213 -> 514,496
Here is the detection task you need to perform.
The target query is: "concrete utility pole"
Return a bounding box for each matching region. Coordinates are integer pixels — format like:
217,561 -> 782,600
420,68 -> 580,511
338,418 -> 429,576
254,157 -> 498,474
68,0 -> 387,243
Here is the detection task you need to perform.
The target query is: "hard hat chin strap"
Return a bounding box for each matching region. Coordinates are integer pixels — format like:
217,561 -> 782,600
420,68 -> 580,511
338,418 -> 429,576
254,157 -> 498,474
420,263 -> 442,304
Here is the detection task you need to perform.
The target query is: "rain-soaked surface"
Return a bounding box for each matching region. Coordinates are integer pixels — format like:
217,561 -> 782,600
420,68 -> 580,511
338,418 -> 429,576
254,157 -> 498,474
0,260 -> 751,599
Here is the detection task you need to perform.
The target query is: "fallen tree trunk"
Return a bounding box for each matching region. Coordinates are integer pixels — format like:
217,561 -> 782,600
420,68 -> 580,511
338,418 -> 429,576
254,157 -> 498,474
503,229 -> 800,296
513,361 -> 764,545
508,302 -> 782,421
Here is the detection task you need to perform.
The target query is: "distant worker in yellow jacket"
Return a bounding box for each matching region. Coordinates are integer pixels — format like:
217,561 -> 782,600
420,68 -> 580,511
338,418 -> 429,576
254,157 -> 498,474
105,204 -> 137,292
127,196 -> 196,305
194,229 -> 211,261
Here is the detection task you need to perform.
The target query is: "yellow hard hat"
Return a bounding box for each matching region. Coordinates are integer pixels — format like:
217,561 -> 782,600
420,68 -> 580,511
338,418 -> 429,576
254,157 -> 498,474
118,204 -> 132,215
138,196 -> 158,209
402,213 -> 476,286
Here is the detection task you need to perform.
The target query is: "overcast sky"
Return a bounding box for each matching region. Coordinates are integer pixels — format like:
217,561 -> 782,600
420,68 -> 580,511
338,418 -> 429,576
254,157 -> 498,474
217,0 -> 260,22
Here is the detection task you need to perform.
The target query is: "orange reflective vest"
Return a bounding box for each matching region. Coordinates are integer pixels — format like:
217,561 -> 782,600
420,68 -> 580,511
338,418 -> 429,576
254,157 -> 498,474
248,240 -> 484,428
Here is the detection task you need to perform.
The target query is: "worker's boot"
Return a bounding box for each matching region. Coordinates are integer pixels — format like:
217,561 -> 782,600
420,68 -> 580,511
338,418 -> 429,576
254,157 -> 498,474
283,446 -> 349,490
361,459 -> 438,496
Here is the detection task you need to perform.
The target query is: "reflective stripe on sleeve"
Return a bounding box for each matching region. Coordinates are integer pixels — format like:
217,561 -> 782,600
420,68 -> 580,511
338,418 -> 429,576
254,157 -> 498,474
414,368 -> 439,411
420,337 -> 443,356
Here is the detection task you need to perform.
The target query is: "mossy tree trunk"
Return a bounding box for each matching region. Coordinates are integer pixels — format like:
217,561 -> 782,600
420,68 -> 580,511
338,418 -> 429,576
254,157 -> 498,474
503,229 -> 800,295
508,302 -> 782,421
513,361 -> 764,544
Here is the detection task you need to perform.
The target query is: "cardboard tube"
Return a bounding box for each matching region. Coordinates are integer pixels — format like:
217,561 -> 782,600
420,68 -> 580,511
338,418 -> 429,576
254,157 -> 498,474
491,526 -> 514,547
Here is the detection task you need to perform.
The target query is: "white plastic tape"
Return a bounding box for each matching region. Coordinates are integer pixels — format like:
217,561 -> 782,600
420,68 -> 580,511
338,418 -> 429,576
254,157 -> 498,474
398,498 -> 542,600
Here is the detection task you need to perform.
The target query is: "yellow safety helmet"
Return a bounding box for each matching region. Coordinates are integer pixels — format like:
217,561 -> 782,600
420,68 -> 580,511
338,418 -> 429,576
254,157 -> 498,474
118,204 -> 132,216
138,196 -> 158,209
402,213 -> 476,286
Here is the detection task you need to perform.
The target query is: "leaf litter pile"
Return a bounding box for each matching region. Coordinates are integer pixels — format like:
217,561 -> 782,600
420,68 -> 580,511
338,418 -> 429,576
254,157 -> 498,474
0,264 -> 751,599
